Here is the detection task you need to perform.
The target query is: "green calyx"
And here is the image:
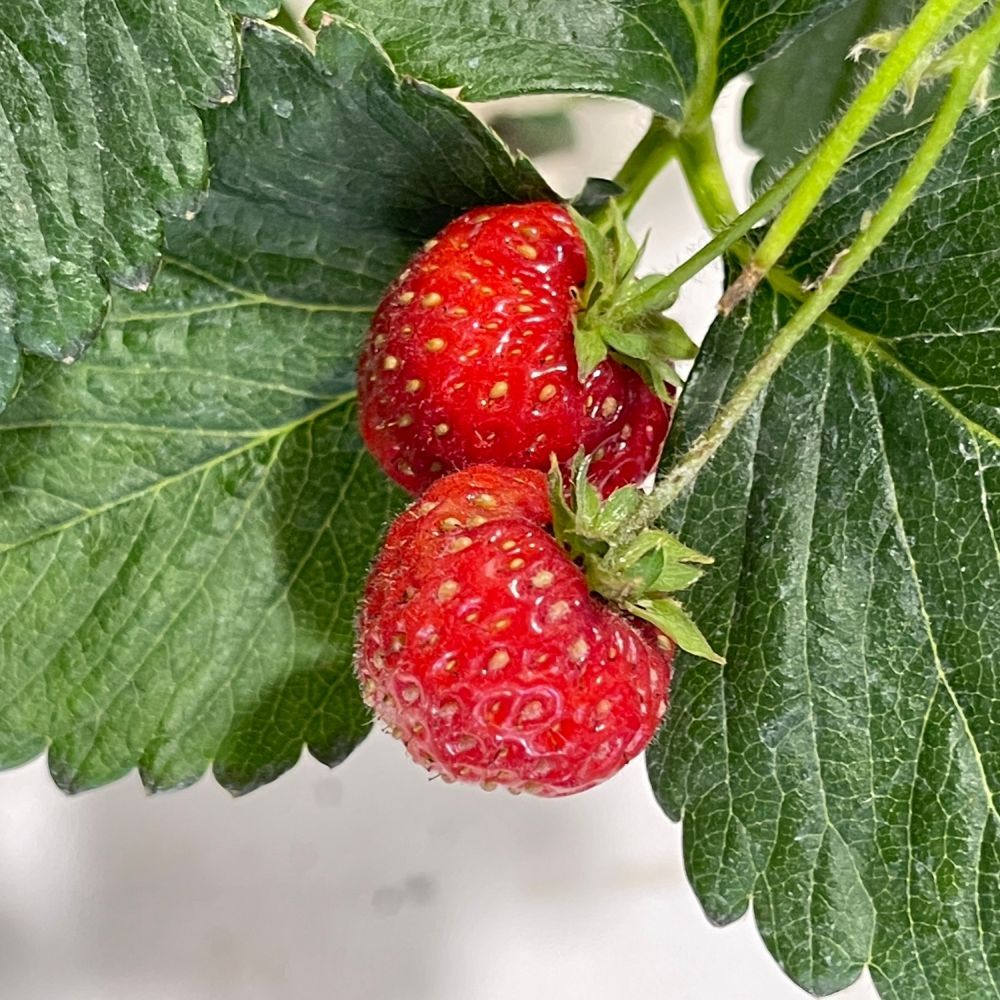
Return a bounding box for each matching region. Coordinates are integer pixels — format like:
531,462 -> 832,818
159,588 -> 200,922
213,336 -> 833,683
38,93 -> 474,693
569,204 -> 697,400
548,457 -> 724,665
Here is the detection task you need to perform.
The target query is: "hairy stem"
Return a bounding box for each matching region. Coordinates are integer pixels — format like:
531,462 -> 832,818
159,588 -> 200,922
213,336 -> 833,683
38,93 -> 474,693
610,117 -> 679,220
646,13 -> 1000,518
720,0 -> 986,313
621,152 -> 817,318
677,124 -> 739,231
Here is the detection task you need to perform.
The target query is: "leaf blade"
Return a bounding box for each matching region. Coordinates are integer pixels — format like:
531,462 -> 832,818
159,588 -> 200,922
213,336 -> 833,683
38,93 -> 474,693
649,102 -> 1000,997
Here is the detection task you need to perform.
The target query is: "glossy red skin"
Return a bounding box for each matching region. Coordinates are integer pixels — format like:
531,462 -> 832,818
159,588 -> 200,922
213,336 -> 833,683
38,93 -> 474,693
357,465 -> 673,797
358,202 -> 670,497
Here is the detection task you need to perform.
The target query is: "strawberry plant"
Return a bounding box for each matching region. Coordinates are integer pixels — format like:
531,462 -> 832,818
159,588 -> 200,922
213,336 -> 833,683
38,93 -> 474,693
1,1 -> 999,997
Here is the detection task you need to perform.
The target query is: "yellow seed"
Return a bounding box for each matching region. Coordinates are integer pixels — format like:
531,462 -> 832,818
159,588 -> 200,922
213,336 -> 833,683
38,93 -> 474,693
434,423 -> 450,437
475,493 -> 497,508
493,617 -> 512,632
489,381 -> 509,400
440,517 -> 463,531
405,378 -> 422,393
516,243 -> 538,260
400,324 -> 413,336
501,539 -> 517,551
485,321 -> 501,331
398,291 -> 415,304
449,306 -> 469,317
569,637 -> 589,662
509,558 -> 526,570
520,225 -> 540,239
449,535 -> 473,552
596,699 -> 612,719
532,570 -> 554,588
472,213 -> 493,223
479,285 -> 495,296
488,650 -> 510,671
601,395 -> 618,417
621,423 -> 632,439
518,700 -> 545,725
517,304 -> 534,314
397,461 -> 414,476
397,414 -> 414,428
382,355 -> 400,370
437,579 -> 460,601
548,600 -> 570,622
424,238 -> 439,250
538,385 -> 557,402
425,337 -> 446,352
466,515 -> 487,527
421,292 -> 443,308
373,334 -> 386,347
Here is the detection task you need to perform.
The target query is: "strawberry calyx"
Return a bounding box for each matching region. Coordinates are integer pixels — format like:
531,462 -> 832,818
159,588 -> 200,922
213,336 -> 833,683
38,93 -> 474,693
548,456 -> 725,665
570,203 -> 697,401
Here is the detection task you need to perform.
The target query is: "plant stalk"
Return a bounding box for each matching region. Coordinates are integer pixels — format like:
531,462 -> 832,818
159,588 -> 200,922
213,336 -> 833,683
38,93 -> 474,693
609,116 -> 679,220
645,11 -> 1000,519
619,151 -> 817,317
720,0 -> 987,314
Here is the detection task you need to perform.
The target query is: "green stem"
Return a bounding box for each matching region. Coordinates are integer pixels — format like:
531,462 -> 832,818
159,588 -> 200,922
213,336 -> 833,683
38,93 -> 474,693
276,0 -> 313,46
645,11 -> 1000,518
721,0 -> 986,313
677,124 -> 739,231
620,151 -> 816,316
608,117 -> 679,221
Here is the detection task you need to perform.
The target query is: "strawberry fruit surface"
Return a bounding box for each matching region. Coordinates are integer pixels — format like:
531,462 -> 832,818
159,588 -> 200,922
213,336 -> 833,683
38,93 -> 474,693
358,202 -> 670,497
356,465 -> 673,796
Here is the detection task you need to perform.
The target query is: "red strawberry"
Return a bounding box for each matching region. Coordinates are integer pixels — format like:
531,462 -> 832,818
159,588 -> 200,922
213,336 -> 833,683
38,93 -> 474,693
356,465 -> 673,796
358,202 -> 670,498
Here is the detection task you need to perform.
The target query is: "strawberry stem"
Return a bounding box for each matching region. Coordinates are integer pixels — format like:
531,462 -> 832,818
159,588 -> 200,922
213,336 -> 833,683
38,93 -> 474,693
720,0 -> 988,314
644,10 -> 1000,520
614,151 -> 816,320
601,116 -> 679,223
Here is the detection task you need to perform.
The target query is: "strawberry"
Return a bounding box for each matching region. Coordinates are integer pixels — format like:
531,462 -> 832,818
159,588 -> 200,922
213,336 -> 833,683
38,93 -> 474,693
356,464 -> 720,797
358,202 -> 684,497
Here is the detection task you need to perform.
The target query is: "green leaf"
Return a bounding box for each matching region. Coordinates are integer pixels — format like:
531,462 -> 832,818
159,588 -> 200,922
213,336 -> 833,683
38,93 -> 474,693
0,19 -> 552,794
307,0 -> 858,121
0,0 -> 256,410
744,0 -> 939,190
650,104 -> 1000,998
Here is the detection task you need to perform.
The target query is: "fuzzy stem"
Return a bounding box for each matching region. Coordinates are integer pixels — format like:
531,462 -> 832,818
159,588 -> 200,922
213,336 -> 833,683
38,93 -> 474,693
677,124 -> 739,231
644,14 -> 1000,519
620,151 -> 817,317
608,117 -> 680,221
720,0 -> 986,314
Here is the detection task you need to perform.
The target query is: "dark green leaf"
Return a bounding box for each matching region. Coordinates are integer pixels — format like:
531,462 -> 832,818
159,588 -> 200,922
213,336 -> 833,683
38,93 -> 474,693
650,104 -> 1000,998
307,0 -> 857,120
0,0 -> 257,410
0,20 -> 552,794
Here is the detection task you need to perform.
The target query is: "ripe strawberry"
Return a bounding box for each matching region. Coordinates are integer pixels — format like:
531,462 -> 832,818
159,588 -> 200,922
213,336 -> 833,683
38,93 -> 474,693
356,465 -> 674,796
358,202 -> 672,497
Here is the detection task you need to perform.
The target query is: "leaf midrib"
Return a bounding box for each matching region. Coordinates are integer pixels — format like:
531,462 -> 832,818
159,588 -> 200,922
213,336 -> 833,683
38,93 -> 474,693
0,389 -> 358,555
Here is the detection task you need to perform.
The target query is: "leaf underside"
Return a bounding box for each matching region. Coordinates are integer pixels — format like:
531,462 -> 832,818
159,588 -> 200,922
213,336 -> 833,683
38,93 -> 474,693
649,102 -> 1000,999
0,20 -> 552,795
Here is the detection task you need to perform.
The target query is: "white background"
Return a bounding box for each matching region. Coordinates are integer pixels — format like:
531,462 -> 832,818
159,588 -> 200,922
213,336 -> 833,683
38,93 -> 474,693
0,49 -> 881,1000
